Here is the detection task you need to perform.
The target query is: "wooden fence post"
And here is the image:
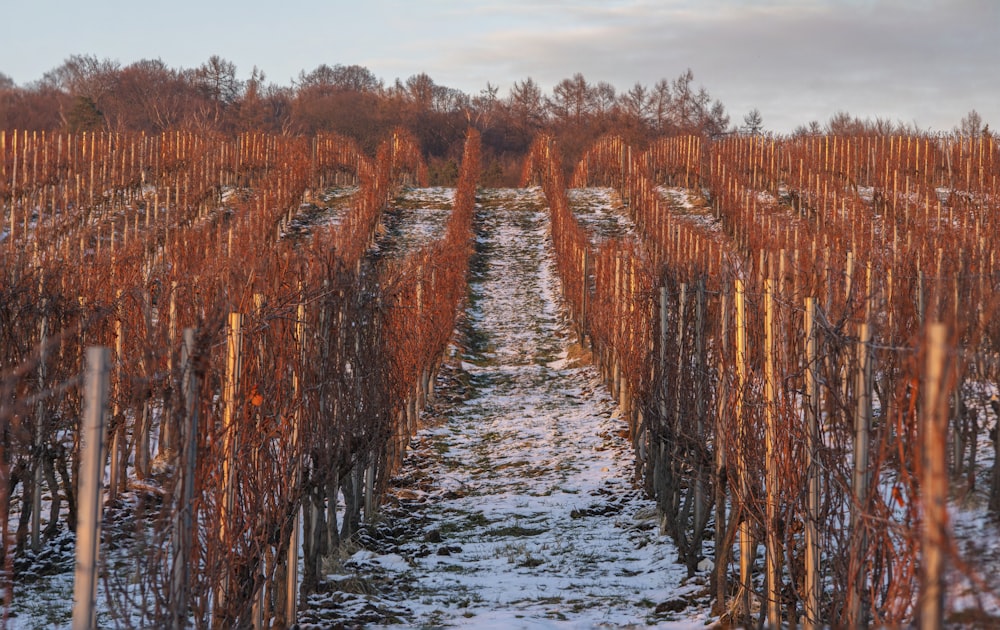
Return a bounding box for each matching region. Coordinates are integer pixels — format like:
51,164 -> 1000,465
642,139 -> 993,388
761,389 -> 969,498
655,284 -> 669,515
734,277 -> 754,620
222,312 -> 244,530
673,283 -> 687,441
218,312 -> 244,621
920,324 -> 950,630
161,281 -> 179,455
31,292 -> 48,551
804,298 -> 821,629
171,329 -> 199,630
108,295 -> 125,502
848,322 -> 873,626
764,279 -> 781,626
713,287 -> 730,616
693,278 -> 708,565
72,347 -> 111,630
285,297 -> 306,624
581,249 -> 590,342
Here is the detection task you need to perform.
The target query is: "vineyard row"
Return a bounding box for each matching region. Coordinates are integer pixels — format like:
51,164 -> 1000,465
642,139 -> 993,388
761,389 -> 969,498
529,131 -> 1000,627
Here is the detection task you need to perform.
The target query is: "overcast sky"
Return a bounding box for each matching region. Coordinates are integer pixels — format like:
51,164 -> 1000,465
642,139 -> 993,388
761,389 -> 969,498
1,0 -> 996,133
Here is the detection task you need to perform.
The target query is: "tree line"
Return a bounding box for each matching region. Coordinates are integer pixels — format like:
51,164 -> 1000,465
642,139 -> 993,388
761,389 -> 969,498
1,56 -> 735,184
2,55 -> 992,186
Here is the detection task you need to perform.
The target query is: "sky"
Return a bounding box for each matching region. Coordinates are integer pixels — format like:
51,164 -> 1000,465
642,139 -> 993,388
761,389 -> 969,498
1,0 -> 997,134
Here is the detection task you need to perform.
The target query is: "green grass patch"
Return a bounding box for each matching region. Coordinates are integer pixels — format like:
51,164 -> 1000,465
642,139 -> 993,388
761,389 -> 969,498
488,524 -> 549,538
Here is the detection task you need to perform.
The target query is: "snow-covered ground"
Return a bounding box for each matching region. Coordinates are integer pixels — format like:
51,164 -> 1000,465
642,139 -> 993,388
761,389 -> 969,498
298,187 -> 713,628
567,187 -> 635,243
655,186 -> 727,236
282,185 -> 358,239
372,186 -> 454,259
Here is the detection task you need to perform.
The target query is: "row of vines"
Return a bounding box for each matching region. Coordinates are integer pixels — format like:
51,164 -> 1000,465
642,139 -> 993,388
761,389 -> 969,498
0,126 -> 481,627
527,131 -> 1000,627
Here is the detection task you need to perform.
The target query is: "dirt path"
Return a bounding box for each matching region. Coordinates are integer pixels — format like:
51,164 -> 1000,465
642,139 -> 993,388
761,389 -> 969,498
299,188 -> 712,629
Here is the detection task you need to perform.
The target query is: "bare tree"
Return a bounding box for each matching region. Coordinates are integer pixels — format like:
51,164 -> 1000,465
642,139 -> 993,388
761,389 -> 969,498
40,54 -> 120,100
548,73 -> 594,124
671,69 -> 698,129
38,54 -> 119,128
193,55 -> 242,127
331,64 -> 382,93
508,77 -> 546,131
741,108 -> 764,135
649,78 -> 674,133
620,82 -> 652,124
645,69 -> 728,137
592,81 -> 617,119
401,73 -> 441,110
701,98 -> 731,138
297,63 -> 339,89
102,58 -> 192,132
956,109 -> 985,137
826,110 -> 866,135
469,82 -> 499,129
297,64 -> 381,93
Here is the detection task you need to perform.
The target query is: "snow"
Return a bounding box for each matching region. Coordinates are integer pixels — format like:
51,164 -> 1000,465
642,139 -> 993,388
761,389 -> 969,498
281,185 -> 357,238
298,187 -> 714,628
371,186 -> 454,258
567,187 -> 635,242
656,186 -> 723,234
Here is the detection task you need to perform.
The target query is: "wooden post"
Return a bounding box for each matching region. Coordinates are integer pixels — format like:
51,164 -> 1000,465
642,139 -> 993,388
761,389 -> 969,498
920,324 -> 950,630
161,281 -> 179,455
581,249 -> 590,341
364,458 -> 376,522
108,296 -> 125,502
763,280 -> 782,626
713,288 -> 730,615
734,278 -> 754,620
222,312 -> 243,531
656,284 -> 669,512
171,329 -> 199,630
803,298 -> 821,629
218,312 -> 244,621
286,297 -> 306,624
31,292 -> 48,552
72,347 -> 111,630
848,322 -> 873,626
659,286 -> 668,372
693,279 -> 707,558
673,283 -> 687,438
135,290 -> 153,480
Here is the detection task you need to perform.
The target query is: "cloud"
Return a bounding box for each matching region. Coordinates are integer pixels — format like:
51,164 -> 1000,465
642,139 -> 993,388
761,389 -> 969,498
432,0 -> 999,132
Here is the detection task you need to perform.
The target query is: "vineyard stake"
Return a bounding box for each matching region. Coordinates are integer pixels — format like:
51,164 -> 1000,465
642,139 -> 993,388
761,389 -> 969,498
734,277 -> 754,620
72,347 -> 111,630
848,322 -> 873,626
218,312 -> 244,619
285,295 -> 305,622
804,297 -> 821,628
713,287 -> 730,615
764,279 -> 781,626
920,324 -> 950,630
171,329 -> 199,630
108,294 -> 125,502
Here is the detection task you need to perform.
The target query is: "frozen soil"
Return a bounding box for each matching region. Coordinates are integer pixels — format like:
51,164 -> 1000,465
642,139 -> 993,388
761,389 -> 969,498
372,186 -> 454,260
283,185 -> 358,239
298,187 -> 713,629
568,187 -> 635,243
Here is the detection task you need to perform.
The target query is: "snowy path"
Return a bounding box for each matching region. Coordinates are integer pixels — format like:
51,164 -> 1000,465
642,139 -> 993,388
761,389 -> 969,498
300,188 -> 712,629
